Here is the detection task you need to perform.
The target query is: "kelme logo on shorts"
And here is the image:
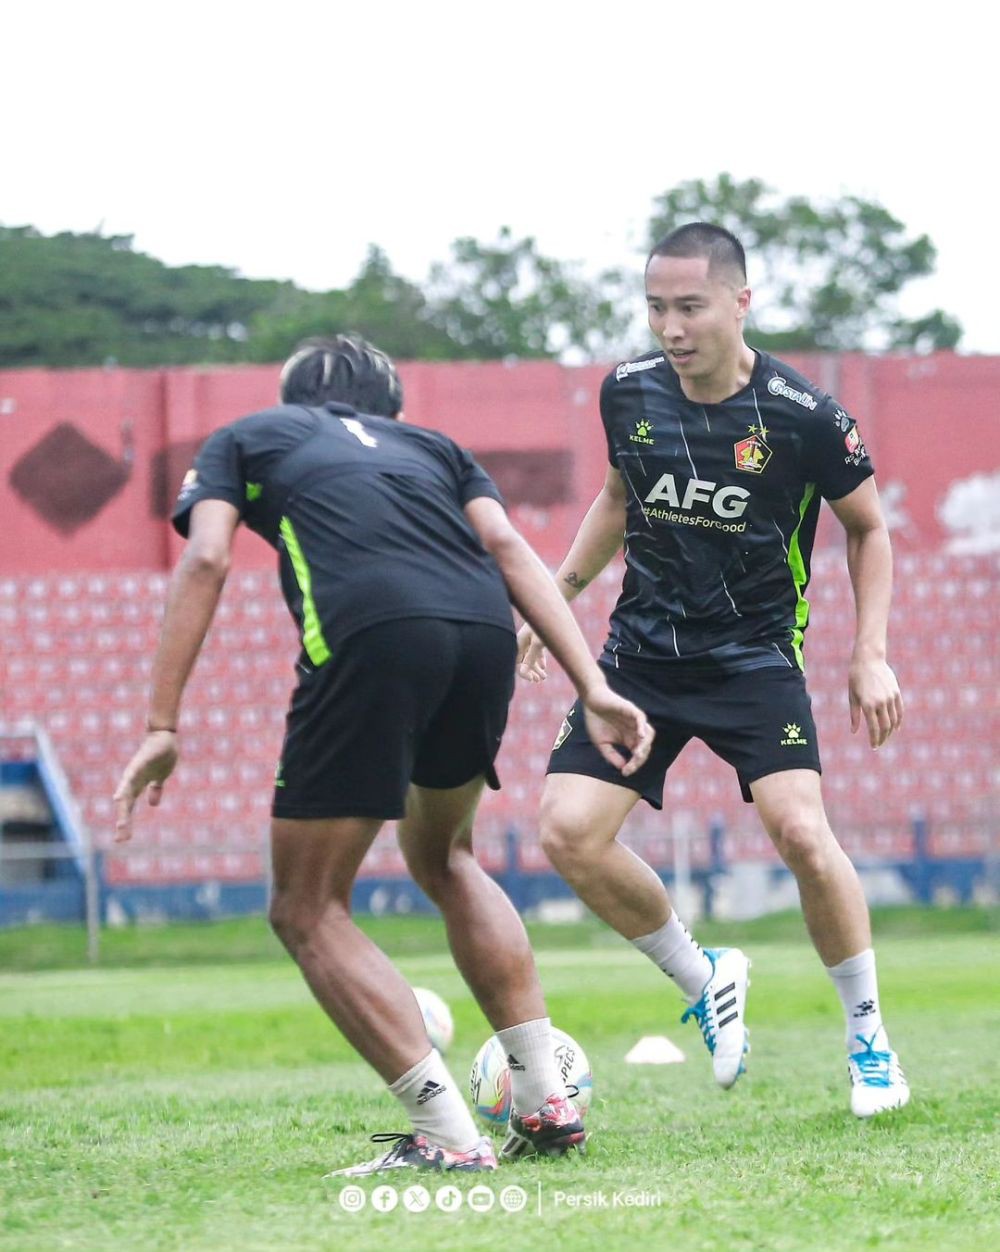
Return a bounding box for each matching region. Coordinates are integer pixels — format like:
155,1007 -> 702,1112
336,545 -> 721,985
780,722 -> 808,747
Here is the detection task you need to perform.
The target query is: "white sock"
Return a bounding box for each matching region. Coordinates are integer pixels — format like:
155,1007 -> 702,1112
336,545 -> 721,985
495,1017 -> 564,1115
826,949 -> 886,1048
632,911 -> 713,1002
388,1049 -> 480,1153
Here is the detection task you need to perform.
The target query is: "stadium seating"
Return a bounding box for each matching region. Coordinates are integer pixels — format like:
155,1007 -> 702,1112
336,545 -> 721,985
1,551 -> 996,885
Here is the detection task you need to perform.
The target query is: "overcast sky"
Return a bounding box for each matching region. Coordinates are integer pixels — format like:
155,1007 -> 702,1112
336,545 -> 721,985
5,0 -> 995,351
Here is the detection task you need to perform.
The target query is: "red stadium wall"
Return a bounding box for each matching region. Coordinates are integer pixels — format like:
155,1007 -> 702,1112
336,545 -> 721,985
2,355 -> 996,893
1,353 -> 998,575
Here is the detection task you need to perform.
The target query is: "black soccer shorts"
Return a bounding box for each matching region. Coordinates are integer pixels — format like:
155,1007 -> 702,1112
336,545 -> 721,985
547,657 -> 822,806
272,618 -> 516,820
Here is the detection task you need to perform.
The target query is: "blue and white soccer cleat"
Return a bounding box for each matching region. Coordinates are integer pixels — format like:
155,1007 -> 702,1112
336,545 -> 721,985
325,1132 -> 497,1177
680,947 -> 750,1088
848,1030 -> 910,1118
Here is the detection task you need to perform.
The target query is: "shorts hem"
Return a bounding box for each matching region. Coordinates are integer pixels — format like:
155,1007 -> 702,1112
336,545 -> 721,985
739,761 -> 822,802
545,759 -> 663,809
271,800 -> 404,821
411,765 -> 501,792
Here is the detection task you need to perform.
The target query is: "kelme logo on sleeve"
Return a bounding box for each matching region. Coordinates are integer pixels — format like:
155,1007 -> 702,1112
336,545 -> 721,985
630,419 -> 655,445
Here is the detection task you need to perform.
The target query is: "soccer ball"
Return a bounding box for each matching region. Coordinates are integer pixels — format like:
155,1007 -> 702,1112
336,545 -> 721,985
413,987 -> 454,1054
469,1027 -> 593,1126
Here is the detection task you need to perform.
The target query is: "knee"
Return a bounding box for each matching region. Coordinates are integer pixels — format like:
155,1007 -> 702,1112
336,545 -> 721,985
269,890 -> 347,956
407,857 -> 451,903
405,844 -> 472,903
268,891 -> 309,954
769,815 -> 837,880
539,801 -> 597,877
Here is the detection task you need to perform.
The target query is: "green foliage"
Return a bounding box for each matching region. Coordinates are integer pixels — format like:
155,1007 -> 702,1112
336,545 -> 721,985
425,227 -> 632,360
647,174 -> 962,351
0,225 -> 626,367
245,246 -> 462,364
2,186 -> 964,369
0,225 -> 294,367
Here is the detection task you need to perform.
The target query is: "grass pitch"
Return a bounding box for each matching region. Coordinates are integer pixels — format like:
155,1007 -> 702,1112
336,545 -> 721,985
1,910 -> 998,1251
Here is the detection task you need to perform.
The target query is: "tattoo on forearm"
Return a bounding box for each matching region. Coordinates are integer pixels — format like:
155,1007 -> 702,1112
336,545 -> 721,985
563,571 -> 590,591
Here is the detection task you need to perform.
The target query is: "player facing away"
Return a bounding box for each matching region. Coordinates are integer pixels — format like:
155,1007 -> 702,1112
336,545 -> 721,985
113,335 -> 654,1175
519,224 -> 909,1117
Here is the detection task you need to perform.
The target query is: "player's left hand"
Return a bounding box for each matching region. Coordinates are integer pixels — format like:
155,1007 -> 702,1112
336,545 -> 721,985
849,656 -> 903,749
113,731 -> 179,842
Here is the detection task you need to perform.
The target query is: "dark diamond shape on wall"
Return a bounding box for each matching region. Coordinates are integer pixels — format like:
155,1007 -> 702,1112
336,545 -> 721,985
9,422 -> 130,536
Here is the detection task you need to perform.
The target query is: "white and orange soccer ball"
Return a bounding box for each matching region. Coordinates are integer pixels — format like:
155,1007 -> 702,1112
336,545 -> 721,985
413,987 -> 454,1055
469,1027 -> 593,1126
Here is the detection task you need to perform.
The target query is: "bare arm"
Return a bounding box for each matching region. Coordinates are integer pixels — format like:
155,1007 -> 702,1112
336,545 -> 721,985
517,465 -> 626,680
113,500 -> 240,838
553,464 -> 627,601
465,495 -> 652,774
828,478 -> 904,748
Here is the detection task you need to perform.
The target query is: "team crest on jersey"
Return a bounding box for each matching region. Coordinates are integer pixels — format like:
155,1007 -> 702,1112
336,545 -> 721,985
734,426 -> 773,474
552,712 -> 574,751
843,422 -> 868,466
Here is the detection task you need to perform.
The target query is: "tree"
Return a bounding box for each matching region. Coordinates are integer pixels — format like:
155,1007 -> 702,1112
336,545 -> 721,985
0,226 -> 296,367
425,228 -> 632,361
646,175 -> 962,352
245,246 -> 461,363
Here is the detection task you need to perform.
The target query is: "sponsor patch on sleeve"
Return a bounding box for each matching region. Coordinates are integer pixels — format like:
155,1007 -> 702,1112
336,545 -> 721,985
176,468 -> 198,503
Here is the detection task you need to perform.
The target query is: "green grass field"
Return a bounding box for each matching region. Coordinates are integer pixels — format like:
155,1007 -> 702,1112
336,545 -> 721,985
1,909 -> 998,1251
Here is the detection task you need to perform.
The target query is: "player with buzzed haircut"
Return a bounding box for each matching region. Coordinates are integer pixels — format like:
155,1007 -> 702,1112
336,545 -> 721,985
520,223 -> 909,1117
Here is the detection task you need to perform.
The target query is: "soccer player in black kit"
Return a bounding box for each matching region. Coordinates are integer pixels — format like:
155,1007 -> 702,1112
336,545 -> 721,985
519,224 -> 909,1116
113,335 -> 653,1174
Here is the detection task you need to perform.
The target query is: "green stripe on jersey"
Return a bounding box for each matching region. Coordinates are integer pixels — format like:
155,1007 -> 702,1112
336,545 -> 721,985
787,484 -> 816,672
278,516 -> 331,667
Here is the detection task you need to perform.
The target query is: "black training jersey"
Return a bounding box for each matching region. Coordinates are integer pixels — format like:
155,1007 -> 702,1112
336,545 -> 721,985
601,348 -> 873,671
172,402 -> 515,664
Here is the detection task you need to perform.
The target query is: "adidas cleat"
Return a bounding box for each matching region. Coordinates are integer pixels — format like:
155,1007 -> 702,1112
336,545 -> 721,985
848,1030 -> 910,1118
681,947 -> 750,1089
501,1093 -> 587,1160
325,1132 -> 497,1177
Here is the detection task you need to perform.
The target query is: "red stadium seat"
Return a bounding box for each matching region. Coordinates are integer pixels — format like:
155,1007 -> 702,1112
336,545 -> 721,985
2,553 -> 996,883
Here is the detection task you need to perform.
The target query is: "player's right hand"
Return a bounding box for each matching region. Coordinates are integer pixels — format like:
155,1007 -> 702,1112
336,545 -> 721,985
581,686 -> 654,777
517,623 -> 548,682
112,731 -> 179,843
